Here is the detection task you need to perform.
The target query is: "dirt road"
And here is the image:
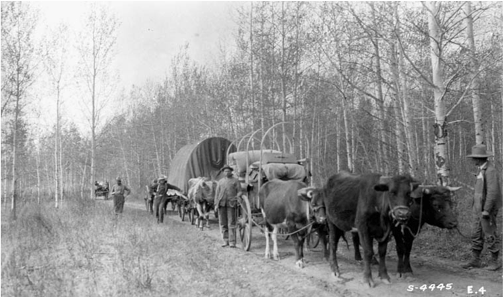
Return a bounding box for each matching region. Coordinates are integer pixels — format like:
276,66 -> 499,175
127,199 -> 502,297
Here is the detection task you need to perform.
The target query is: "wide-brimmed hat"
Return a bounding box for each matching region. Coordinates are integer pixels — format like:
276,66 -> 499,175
466,144 -> 493,158
158,175 -> 167,181
221,165 -> 233,172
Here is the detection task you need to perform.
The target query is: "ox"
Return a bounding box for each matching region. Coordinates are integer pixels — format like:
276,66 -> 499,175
259,179 -> 326,268
311,171 -> 419,288
188,177 -> 217,231
350,185 -> 460,276
392,185 -> 460,277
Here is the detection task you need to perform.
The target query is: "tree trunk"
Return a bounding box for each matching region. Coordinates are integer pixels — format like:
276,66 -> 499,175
393,97 -> 405,174
464,2 -> 485,146
90,61 -> 97,199
2,159 -> 8,209
37,142 -> 41,204
370,3 -> 386,174
342,97 -> 352,172
10,71 -> 21,220
249,2 -> 256,132
55,85 -> 61,208
427,1 -> 449,186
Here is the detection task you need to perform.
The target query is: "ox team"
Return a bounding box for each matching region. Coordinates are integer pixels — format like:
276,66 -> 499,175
142,143 -> 501,289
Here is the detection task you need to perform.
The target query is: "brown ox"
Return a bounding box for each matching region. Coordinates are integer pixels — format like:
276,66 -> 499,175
188,177 -> 217,231
259,179 -> 326,268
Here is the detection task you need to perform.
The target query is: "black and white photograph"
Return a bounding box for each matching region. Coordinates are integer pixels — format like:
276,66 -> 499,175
1,1 -> 502,296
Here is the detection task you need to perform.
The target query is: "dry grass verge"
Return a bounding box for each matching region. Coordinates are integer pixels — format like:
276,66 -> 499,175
2,198 -> 344,297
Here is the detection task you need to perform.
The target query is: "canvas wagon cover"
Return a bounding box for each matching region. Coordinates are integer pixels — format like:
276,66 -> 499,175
228,150 -> 281,173
168,137 -> 236,193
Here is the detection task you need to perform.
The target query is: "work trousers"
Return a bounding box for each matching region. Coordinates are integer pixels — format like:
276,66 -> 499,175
471,214 -> 500,253
154,196 -> 162,218
113,195 -> 125,214
218,205 -> 237,245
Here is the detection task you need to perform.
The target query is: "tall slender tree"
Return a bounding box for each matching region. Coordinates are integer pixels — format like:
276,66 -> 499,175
1,2 -> 38,219
464,2 -> 485,146
75,3 -> 119,198
426,2 -> 450,186
42,23 -> 69,208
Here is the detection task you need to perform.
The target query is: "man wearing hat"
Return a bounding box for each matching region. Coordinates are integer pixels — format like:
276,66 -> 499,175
214,165 -> 242,248
110,177 -> 131,215
462,144 -> 502,271
155,175 -> 182,223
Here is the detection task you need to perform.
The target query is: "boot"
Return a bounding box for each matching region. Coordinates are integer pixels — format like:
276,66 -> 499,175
462,250 -> 482,269
485,252 -> 501,271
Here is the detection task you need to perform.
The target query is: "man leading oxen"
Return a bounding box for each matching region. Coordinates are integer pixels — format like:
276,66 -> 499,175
310,171 -> 419,288
259,179 -> 326,268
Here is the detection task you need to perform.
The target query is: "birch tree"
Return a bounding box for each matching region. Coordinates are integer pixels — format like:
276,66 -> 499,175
42,23 -> 69,208
75,3 -> 119,198
426,2 -> 450,185
1,2 -> 38,219
464,2 -> 485,146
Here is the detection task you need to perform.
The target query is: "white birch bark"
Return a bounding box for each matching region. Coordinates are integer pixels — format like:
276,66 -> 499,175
426,2 -> 449,186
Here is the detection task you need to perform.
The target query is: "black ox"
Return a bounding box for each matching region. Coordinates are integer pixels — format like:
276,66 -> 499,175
311,171 -> 419,288
348,185 -> 460,277
391,185 -> 460,276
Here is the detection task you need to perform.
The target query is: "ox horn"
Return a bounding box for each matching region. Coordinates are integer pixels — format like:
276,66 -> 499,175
298,187 -> 315,199
378,176 -> 392,184
418,184 -> 434,195
446,186 -> 461,192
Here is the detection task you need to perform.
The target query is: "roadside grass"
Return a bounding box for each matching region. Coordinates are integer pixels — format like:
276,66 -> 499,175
1,197 -> 258,297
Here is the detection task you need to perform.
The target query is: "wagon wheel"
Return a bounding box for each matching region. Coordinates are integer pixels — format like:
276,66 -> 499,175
237,194 -> 252,251
306,225 -> 320,250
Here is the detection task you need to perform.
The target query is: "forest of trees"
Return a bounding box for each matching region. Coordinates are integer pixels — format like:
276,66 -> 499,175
2,2 -> 502,219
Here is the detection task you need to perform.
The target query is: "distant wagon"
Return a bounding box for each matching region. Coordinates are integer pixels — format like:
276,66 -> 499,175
168,137 -> 237,224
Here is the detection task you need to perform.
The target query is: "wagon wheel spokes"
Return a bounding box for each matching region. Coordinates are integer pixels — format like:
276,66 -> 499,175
238,194 -> 252,251
306,225 -> 320,250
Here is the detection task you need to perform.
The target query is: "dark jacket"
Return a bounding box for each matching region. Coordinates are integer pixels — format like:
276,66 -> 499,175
157,182 -> 181,198
472,161 -> 502,214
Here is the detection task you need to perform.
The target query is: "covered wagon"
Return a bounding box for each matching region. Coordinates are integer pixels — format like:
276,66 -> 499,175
168,137 -> 237,223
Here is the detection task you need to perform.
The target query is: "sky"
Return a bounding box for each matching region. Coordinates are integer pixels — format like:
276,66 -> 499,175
34,1 -> 241,89
26,1 -> 243,135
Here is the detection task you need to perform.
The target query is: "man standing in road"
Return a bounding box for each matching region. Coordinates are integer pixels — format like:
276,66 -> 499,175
110,177 -> 131,216
214,165 -> 242,248
462,144 -> 502,271
155,175 -> 182,223
147,178 -> 158,214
